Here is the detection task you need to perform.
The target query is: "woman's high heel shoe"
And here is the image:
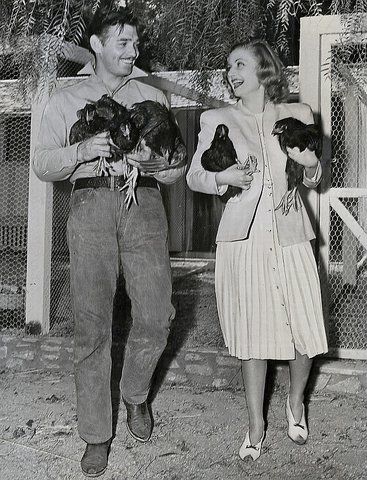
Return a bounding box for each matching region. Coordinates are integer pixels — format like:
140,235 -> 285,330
286,396 -> 308,445
239,431 -> 265,461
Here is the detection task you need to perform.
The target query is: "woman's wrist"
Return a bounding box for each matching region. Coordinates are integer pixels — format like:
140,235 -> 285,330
215,171 -> 226,186
304,160 -> 319,179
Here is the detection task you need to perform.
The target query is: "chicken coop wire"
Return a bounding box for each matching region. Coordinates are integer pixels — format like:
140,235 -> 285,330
328,43 -> 367,350
0,67 -> 30,332
48,60 -> 80,335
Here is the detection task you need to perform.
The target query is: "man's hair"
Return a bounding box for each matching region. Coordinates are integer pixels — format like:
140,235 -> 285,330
87,4 -> 139,43
228,39 -> 289,103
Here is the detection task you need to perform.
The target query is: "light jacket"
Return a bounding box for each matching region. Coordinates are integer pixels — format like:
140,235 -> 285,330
186,101 -> 322,246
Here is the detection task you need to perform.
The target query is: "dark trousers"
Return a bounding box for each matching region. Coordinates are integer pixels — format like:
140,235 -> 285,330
67,186 -> 175,444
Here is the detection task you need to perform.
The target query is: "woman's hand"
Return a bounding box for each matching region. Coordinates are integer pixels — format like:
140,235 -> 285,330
286,146 -> 318,167
216,164 -> 254,190
286,146 -> 319,179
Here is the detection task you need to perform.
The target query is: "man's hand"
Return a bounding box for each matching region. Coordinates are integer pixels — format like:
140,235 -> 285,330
125,140 -> 171,174
77,132 -> 114,163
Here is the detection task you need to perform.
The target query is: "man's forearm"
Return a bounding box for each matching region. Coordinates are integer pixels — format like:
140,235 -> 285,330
154,164 -> 186,184
33,143 -> 80,182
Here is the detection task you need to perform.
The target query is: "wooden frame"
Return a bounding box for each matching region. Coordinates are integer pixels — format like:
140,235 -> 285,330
300,14 -> 367,360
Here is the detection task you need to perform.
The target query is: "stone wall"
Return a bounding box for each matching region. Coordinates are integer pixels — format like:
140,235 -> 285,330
1,334 -> 367,396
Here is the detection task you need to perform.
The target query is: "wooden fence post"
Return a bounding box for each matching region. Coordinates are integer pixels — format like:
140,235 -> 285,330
25,97 -> 53,334
25,38 -> 59,334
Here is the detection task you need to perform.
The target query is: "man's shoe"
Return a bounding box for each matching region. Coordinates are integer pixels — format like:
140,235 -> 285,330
81,440 -> 111,478
124,400 -> 153,442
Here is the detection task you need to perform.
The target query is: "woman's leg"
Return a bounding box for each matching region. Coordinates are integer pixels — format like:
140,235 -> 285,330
288,349 -> 313,421
241,359 -> 267,444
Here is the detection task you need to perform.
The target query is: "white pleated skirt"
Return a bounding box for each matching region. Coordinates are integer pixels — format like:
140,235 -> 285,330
215,216 -> 328,360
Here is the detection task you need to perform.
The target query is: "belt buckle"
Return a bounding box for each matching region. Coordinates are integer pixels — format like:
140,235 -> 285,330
110,176 -> 115,191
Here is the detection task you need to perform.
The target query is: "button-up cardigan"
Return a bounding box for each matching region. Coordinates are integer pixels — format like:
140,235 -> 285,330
186,101 -> 322,247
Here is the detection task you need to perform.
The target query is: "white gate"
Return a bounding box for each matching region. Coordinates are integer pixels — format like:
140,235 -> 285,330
300,15 -> 367,359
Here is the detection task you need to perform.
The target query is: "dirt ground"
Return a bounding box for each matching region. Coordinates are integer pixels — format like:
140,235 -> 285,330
0,369 -> 366,480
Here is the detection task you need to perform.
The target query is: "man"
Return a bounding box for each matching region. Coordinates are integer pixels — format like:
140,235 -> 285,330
33,6 -> 186,478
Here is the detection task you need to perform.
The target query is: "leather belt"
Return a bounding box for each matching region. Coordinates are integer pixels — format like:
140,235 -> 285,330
73,175 -> 159,191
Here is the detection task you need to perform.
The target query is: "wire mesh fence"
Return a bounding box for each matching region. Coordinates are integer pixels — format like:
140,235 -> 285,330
0,94 -> 30,332
328,43 -> 367,351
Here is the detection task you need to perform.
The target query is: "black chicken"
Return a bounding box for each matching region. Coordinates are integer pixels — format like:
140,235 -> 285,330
70,97 -> 187,207
272,117 -> 322,215
201,124 -> 258,202
119,99 -> 187,207
69,95 -> 139,176
69,102 -> 109,144
130,100 -> 187,167
95,94 -> 139,154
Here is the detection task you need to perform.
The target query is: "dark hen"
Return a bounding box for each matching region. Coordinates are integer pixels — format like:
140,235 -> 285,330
69,102 -> 114,175
272,117 -> 322,215
69,95 -> 140,177
115,99 -> 186,207
69,103 -> 109,145
130,100 -> 187,167
95,94 -> 139,154
201,124 -> 258,202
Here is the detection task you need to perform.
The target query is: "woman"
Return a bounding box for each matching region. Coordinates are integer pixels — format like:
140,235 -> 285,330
186,40 -> 328,461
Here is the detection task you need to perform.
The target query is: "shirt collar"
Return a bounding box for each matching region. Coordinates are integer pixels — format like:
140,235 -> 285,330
77,61 -> 148,80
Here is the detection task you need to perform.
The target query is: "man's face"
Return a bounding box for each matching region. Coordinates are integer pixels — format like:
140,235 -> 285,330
97,24 -> 139,78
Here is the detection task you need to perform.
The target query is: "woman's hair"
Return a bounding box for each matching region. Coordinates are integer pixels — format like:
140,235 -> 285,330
228,39 -> 289,103
87,4 -> 139,43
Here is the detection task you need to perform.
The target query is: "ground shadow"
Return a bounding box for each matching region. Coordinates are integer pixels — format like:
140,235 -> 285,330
149,263 -> 220,402
110,275 -> 132,438
110,263 -> 207,435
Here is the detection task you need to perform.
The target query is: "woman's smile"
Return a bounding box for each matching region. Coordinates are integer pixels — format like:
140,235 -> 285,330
231,79 -> 245,90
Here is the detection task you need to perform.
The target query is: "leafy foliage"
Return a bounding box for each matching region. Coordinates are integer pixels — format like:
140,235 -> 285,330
137,0 -> 262,71
0,0 -> 102,97
265,0 -> 324,63
331,0 -> 367,106
0,0 -> 366,98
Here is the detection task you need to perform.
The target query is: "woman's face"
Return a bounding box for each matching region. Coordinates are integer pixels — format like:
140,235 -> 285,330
226,47 -> 261,98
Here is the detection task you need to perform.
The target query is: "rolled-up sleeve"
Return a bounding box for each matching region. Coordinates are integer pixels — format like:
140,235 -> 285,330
32,94 -> 79,182
303,159 -> 322,188
186,111 -> 227,195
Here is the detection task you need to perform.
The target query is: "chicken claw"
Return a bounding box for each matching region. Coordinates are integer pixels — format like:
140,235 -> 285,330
94,156 -> 110,176
275,187 -> 302,215
119,165 -> 139,209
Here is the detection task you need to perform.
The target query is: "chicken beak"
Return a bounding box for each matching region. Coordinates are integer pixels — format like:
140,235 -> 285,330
86,110 -> 92,124
120,124 -> 130,138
